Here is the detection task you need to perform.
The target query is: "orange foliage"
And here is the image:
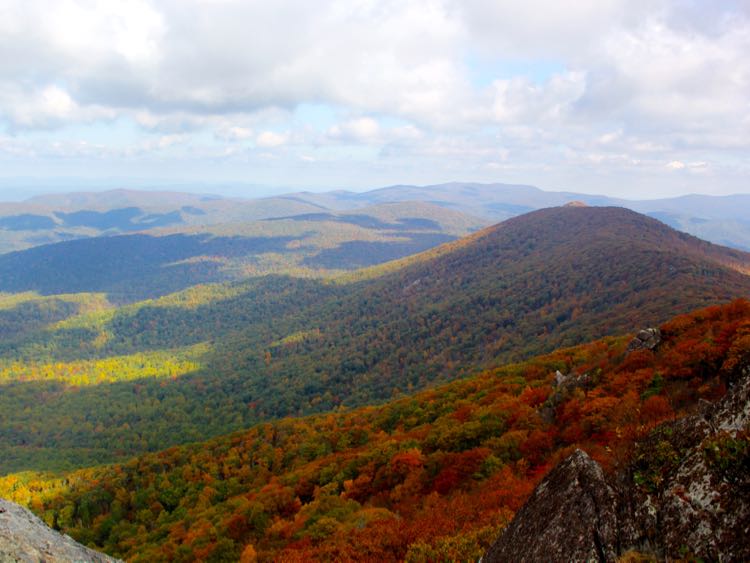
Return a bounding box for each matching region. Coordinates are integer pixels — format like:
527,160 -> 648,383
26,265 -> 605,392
6,299 -> 750,562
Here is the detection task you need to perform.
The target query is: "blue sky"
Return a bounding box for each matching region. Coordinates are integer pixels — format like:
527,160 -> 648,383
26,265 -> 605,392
1,0 -> 749,200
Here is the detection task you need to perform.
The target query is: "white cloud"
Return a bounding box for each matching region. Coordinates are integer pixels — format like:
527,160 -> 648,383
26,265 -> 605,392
216,125 -> 253,141
328,117 -> 379,141
256,131 -> 288,148
490,71 -> 586,124
0,0 -> 748,197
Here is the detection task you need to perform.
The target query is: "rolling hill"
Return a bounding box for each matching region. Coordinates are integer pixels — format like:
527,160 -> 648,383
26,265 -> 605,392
0,190 -> 325,254
2,184 -> 750,254
289,183 -> 750,250
0,201 -> 484,302
0,206 -> 748,474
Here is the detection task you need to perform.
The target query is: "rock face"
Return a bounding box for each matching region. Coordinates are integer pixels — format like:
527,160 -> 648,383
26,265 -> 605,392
0,498 -> 120,563
630,364 -> 750,560
483,449 -> 619,563
484,364 -> 750,562
626,328 -> 662,353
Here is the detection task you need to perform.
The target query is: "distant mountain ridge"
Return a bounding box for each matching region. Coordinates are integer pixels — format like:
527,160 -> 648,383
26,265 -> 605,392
0,201 -> 484,302
286,183 -> 750,250
0,183 -> 749,254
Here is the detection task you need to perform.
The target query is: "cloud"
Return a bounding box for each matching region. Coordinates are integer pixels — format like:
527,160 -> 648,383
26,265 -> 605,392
0,0 -> 467,126
490,72 -> 586,124
328,117 -> 381,142
216,125 -> 253,141
0,0 -> 748,197
256,131 -> 288,148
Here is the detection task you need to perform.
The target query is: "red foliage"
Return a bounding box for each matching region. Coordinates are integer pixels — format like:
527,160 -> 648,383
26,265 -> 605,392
519,386 -> 551,408
432,449 -> 490,494
14,300 -> 750,563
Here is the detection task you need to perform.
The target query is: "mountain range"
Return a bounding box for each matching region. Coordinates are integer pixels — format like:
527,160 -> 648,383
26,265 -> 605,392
0,205 -> 748,475
0,183 -> 749,256
0,190 -> 749,561
287,183 -> 750,250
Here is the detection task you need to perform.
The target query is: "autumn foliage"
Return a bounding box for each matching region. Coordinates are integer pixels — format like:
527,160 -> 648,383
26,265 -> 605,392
2,299 -> 750,561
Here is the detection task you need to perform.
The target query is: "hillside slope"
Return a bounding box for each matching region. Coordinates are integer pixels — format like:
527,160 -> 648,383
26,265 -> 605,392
0,206 -> 749,473
0,190 -> 318,253
485,358 -> 750,562
239,206 -> 750,405
3,300 -> 749,561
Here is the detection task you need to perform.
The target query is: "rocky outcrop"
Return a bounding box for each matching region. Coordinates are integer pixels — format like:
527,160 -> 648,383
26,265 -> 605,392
626,328 -> 662,353
483,449 -> 619,563
0,498 -> 120,563
626,364 -> 750,560
484,365 -> 750,562
540,370 -> 593,424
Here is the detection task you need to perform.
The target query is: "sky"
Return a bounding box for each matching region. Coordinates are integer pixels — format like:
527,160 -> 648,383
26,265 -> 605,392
0,0 -> 749,199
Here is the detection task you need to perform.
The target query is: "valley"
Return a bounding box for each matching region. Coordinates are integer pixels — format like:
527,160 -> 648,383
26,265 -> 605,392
0,194 -> 747,562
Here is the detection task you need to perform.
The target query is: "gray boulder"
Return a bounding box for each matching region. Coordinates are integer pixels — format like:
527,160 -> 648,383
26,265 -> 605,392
0,499 -> 120,563
626,328 -> 662,353
483,449 -> 620,563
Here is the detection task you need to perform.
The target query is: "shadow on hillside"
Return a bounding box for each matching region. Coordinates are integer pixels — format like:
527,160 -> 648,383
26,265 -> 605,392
55,207 -> 185,231
0,233 -> 305,303
0,298 -> 84,341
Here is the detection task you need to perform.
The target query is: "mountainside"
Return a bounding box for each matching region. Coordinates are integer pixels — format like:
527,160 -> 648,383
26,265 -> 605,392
256,205 -> 750,404
3,184 -> 750,254
3,300 -> 748,561
24,188 -> 222,210
1,207 -> 749,474
0,195 -> 317,254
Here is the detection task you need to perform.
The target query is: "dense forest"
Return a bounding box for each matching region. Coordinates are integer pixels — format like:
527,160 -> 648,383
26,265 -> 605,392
1,206 -> 750,474
0,201 -> 481,297
3,299 -> 748,561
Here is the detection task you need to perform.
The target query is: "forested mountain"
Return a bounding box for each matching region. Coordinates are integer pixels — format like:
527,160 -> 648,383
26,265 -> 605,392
0,202 -> 483,302
287,182 -> 610,218
1,206 -> 749,474
3,300 -> 748,562
0,190 -> 291,253
289,183 -> 750,250
24,189 -> 223,210
0,189 -> 487,256
3,184 -> 750,254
